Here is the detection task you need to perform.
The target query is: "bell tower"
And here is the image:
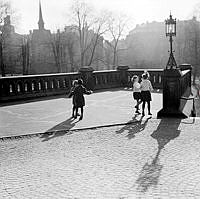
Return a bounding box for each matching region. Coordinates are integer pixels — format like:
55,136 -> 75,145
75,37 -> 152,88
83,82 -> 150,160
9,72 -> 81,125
38,0 -> 45,30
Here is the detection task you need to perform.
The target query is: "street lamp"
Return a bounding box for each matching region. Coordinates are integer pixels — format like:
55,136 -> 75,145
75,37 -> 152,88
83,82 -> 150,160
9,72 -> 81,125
165,13 -> 177,69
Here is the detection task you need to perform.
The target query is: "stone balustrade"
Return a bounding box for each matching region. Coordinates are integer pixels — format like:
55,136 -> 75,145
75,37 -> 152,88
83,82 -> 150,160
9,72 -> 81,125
0,67 -> 163,102
93,70 -> 121,90
127,69 -> 163,89
0,73 -> 81,102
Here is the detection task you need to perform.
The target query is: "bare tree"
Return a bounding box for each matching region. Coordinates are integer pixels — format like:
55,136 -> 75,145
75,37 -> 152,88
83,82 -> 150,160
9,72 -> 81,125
0,32 -> 4,76
107,13 -> 129,68
87,12 -> 109,67
71,0 -> 91,67
63,26 -> 78,72
0,1 -> 10,76
22,36 -> 30,75
71,0 -> 108,68
51,30 -> 63,73
66,34 -> 75,72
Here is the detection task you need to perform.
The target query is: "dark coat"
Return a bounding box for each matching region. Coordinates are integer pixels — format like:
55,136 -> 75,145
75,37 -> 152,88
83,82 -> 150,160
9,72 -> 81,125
68,86 -> 76,105
73,85 -> 91,107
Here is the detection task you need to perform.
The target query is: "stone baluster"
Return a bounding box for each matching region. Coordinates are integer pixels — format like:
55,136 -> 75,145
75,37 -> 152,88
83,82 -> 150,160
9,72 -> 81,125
79,67 -> 94,90
117,65 -> 129,87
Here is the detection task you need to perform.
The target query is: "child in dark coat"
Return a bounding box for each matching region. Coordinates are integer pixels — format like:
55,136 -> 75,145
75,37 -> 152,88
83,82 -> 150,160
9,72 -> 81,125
73,79 -> 92,120
69,80 -> 78,118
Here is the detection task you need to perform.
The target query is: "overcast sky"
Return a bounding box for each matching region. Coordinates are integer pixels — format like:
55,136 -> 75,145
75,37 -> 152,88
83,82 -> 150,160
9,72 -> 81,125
11,0 -> 200,34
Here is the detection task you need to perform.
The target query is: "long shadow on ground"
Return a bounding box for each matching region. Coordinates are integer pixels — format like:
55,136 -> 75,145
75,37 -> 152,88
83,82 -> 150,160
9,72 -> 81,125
40,117 -> 79,142
116,115 -> 152,139
135,119 -> 181,193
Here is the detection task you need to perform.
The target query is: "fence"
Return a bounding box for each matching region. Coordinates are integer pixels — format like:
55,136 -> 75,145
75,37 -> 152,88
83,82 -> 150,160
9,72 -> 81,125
0,67 -> 163,102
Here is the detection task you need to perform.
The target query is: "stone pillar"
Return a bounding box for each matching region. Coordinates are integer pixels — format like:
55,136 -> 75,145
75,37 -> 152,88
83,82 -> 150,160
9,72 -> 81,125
157,67 -> 191,118
179,64 -> 192,88
79,66 -> 94,90
117,65 -> 129,87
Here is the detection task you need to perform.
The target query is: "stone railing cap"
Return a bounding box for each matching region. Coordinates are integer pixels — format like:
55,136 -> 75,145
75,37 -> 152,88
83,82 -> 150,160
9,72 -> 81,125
79,66 -> 94,72
117,65 -> 129,70
163,68 -> 182,77
179,64 -> 192,71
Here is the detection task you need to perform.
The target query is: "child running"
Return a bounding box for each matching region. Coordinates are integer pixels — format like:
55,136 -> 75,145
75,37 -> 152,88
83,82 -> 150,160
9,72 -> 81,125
132,75 -> 142,114
140,73 -> 153,116
69,80 -> 78,118
73,79 -> 92,120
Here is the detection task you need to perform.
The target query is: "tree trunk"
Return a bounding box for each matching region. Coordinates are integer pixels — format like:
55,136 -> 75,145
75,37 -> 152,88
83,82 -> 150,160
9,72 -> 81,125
26,41 -> 30,74
56,57 -> 61,73
22,44 -> 26,75
112,42 -> 118,69
88,34 -> 99,67
81,51 -> 84,67
113,49 -> 117,69
0,40 -> 5,77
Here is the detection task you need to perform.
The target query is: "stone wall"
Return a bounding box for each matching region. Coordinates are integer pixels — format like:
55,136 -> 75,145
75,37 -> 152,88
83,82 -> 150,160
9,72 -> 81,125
29,29 -> 56,74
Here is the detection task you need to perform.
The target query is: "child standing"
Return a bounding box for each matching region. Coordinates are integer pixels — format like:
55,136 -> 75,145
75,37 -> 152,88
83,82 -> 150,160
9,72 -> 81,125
73,79 -> 92,120
69,80 -> 78,118
132,75 -> 142,114
140,73 -> 153,116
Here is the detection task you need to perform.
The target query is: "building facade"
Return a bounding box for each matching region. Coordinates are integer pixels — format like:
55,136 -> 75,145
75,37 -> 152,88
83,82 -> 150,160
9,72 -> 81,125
123,17 -> 200,72
1,1 -> 105,75
0,15 -> 23,75
1,3 -> 200,76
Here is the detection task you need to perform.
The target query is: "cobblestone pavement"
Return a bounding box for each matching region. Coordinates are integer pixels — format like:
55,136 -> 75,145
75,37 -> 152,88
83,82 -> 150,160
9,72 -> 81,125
1,118 -> 200,199
0,89 -> 162,138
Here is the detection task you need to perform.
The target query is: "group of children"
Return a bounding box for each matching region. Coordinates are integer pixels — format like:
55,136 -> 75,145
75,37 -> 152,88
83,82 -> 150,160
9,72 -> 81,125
132,70 -> 153,116
69,70 -> 153,120
69,79 -> 92,120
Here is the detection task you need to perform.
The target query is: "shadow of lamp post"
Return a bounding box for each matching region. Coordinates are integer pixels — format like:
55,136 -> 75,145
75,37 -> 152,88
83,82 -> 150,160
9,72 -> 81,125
157,13 -> 192,118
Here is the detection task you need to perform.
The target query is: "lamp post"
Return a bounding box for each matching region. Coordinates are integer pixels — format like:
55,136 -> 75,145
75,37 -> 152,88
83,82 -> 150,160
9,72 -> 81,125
165,13 -> 177,69
157,13 -> 192,118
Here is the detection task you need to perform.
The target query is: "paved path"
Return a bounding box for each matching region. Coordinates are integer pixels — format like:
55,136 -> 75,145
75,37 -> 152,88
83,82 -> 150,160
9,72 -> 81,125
0,89 -> 163,138
1,117 -> 200,198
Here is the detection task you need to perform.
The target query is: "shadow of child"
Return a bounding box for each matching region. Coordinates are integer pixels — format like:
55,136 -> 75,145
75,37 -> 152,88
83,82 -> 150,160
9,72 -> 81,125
40,117 -> 79,142
116,115 -> 152,139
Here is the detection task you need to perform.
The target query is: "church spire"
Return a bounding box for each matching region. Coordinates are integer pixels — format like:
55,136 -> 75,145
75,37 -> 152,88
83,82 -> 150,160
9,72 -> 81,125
38,0 -> 44,30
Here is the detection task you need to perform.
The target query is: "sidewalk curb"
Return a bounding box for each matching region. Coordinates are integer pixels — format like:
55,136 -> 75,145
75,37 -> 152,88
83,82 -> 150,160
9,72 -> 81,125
0,117 -> 199,141
0,118 -> 154,141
